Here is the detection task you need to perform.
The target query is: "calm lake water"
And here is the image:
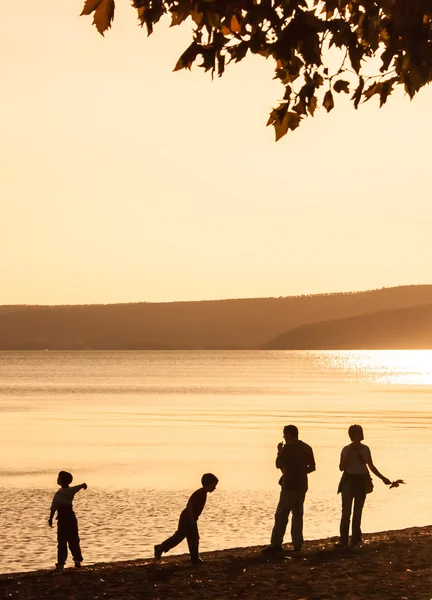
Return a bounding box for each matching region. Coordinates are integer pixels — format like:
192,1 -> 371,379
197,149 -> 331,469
0,350 -> 431,573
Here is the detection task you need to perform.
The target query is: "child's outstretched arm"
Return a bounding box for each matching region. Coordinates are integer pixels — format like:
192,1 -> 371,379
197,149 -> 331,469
71,483 -> 88,494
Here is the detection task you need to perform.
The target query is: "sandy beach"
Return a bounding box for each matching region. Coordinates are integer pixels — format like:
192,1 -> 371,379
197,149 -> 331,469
1,526 -> 431,599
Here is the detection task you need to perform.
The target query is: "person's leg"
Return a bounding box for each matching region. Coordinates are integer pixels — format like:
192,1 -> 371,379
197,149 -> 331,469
270,489 -> 292,548
351,492 -> 366,545
339,485 -> 354,546
57,522 -> 68,567
159,529 -> 186,553
68,517 -> 83,565
159,514 -> 188,555
290,490 -> 306,551
186,521 -> 200,563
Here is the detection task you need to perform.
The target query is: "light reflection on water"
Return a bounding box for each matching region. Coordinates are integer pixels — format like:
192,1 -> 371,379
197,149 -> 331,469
0,350 -> 431,573
327,350 -> 432,385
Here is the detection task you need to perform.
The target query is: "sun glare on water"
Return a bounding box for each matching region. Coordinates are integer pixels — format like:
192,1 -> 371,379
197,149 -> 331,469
329,350 -> 432,386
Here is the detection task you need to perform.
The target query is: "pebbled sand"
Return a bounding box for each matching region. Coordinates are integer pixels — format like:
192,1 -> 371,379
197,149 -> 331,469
1,526 -> 431,599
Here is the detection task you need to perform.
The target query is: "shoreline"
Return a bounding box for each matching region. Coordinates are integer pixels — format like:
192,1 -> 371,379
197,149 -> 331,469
1,526 -> 431,599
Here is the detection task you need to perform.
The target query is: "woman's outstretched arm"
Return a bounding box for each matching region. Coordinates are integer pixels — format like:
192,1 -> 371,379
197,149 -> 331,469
367,455 -> 391,485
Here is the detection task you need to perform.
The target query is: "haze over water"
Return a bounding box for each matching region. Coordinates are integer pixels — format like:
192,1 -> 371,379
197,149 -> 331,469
0,350 -> 431,573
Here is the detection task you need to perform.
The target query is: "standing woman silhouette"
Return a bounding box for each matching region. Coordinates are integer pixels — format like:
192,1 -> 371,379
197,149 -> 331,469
337,424 -> 392,547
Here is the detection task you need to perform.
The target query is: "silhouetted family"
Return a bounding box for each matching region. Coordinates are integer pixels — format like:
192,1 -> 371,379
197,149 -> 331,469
48,424 -> 402,570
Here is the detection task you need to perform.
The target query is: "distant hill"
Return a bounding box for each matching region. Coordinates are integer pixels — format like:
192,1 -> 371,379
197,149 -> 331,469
1,285 -> 432,350
266,303 -> 432,349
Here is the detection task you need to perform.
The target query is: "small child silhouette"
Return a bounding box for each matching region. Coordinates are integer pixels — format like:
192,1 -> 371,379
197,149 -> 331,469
48,471 -> 87,571
154,473 -> 218,564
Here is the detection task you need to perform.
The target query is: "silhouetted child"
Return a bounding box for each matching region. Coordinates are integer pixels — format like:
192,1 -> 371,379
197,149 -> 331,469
154,473 -> 218,564
48,471 -> 87,571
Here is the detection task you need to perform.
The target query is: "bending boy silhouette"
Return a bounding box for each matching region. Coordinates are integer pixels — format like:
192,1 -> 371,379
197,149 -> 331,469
48,471 -> 87,570
154,473 -> 218,564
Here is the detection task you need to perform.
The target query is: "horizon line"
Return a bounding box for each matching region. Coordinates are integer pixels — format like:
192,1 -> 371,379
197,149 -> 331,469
1,283 -> 431,309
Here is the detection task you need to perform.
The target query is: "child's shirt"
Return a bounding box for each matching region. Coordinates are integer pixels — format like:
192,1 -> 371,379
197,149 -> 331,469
51,486 -> 83,512
186,488 -> 207,520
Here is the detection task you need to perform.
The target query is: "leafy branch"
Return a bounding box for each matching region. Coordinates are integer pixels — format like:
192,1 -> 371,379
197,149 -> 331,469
81,0 -> 432,141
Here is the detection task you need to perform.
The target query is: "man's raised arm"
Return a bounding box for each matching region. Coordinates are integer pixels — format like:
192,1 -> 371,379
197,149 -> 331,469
275,442 -> 284,469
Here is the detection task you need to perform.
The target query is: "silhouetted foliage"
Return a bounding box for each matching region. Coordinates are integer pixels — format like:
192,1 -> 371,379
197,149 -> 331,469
81,1 -> 432,140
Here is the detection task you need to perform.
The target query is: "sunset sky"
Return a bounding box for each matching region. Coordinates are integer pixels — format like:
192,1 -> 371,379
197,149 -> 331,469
1,1 -> 431,305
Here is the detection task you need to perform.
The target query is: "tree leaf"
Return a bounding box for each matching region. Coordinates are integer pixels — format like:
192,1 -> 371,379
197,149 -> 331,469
267,104 -> 301,141
348,40 -> 363,73
333,79 -> 350,94
89,0 -> 115,36
200,47 -> 217,74
173,42 -> 200,71
363,82 -> 382,101
298,31 -> 322,67
207,11 -> 221,28
136,6 -> 146,28
217,54 -> 225,77
313,72 -> 324,87
308,95 -> 318,116
274,111 -> 301,141
283,85 -> 292,100
191,9 -> 203,27
81,0 -> 104,16
379,77 -> 397,107
284,55 -> 304,83
322,0 -> 337,19
402,65 -> 427,98
380,47 -> 394,73
351,77 -> 364,109
323,90 -> 334,112
230,15 -> 241,34
170,9 -> 189,27
228,41 -> 248,63
293,96 -> 307,116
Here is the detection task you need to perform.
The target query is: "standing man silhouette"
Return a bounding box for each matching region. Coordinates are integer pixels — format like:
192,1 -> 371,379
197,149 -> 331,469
263,425 -> 316,554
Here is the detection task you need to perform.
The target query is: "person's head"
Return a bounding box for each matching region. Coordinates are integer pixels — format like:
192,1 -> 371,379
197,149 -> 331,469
348,424 -> 364,442
283,425 -> 299,444
201,473 -> 218,492
57,471 -> 73,488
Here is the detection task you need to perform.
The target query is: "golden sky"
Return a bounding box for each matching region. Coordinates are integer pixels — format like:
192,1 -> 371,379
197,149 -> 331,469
1,1 -> 431,305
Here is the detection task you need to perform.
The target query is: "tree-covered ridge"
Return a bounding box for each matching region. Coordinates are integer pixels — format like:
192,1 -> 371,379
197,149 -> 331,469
266,302 -> 432,349
81,0 -> 432,140
2,285 -> 432,349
